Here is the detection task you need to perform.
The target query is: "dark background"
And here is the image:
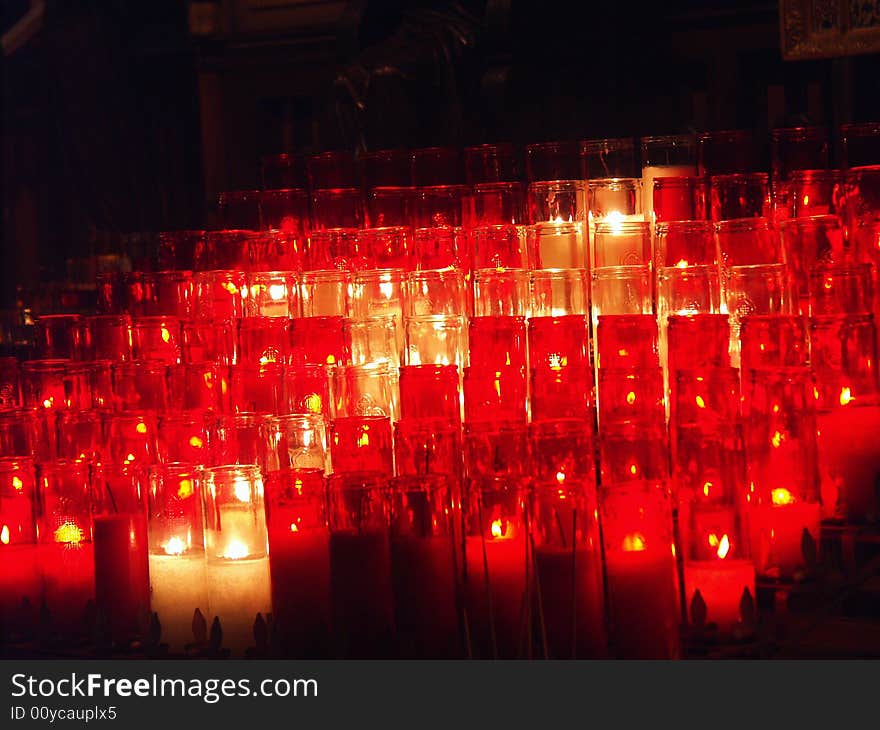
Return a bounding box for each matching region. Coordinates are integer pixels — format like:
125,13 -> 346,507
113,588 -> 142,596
3,0 -> 880,309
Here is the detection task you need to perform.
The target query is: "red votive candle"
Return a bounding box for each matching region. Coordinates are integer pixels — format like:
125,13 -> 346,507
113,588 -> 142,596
464,422 -> 530,479
367,186 -> 417,229
329,416 -> 394,476
652,176 -> 706,223
142,271 -> 194,319
34,315 -> 83,360
528,315 -> 593,421
598,368 -> 666,432
56,410 -> 104,463
237,316 -> 291,365
468,182 -> 526,226
93,464 -> 150,643
390,474 -> 461,658
600,480 -> 681,659
0,457 -> 40,636
532,478 -> 607,658
131,316 -> 182,364
193,270 -> 247,320
779,215 -> 845,303
156,412 -> 210,464
112,361 -> 170,412
37,459 -> 96,639
468,316 -> 527,372
595,314 -> 659,369
260,189 -> 310,237
265,467 -> 331,657
599,427 -> 670,486
328,472 -> 394,658
229,363 -> 284,414
709,173 -> 770,221
714,217 -> 781,266
394,418 -> 462,481
529,419 -> 595,484
79,315 -> 133,363
789,170 -> 843,217
106,412 -> 157,468
311,188 -> 365,230
654,220 -> 716,270
467,224 -> 529,270
463,475 -> 529,658
356,226 -> 414,270
200,230 -> 253,270
463,366 -> 528,424
169,362 -> 226,412
21,360 -> 81,411
181,319 -> 236,365
410,227 -> 461,270
739,315 -> 809,372
414,185 -> 471,228
290,316 -> 346,367
157,230 -> 205,271
0,410 -> 37,459
667,314 -> 731,373
399,364 -> 460,422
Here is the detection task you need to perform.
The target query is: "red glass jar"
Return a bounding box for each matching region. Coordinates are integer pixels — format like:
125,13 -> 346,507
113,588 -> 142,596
329,415 -> 394,476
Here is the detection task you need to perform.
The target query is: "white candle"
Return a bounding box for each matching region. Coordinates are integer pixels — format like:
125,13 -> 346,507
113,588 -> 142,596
148,552 -> 209,651
532,221 -> 586,269
207,556 -> 272,655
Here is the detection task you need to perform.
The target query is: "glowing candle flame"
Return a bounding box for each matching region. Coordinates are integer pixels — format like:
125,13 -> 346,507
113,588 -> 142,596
136,422 -> 148,434
622,532 -> 647,551
223,540 -> 249,560
268,283 -> 286,301
771,431 -> 783,448
708,532 -> 731,559
12,476 -> 23,491
189,436 -> 203,449
839,386 -> 854,406
177,479 -> 193,498
161,327 -> 171,344
695,395 -> 706,409
357,429 -> 370,447
675,259 -> 689,268
703,481 -> 712,496
304,393 -> 323,413
626,391 -> 636,405
771,487 -> 795,506
54,521 -> 83,545
490,519 -> 505,539
164,537 -> 185,555
289,522 -> 299,533
42,398 -> 53,409
1,525 -> 9,544
233,479 -> 252,503
605,210 -> 625,234
555,471 -> 566,484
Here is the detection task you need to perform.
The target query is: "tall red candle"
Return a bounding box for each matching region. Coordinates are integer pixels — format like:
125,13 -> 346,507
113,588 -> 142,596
0,458 -> 40,636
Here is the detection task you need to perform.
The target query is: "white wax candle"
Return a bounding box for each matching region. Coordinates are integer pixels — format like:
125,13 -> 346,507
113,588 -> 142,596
149,553 -> 209,651
535,222 -> 586,269
207,557 -> 272,655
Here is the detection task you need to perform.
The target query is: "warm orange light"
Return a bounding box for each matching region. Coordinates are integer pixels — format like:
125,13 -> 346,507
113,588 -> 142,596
161,327 -> 172,344
164,536 -> 185,555
675,259 -> 689,268
702,481 -> 712,497
1,525 -> 9,545
136,422 -> 148,434
268,283 -> 286,301
548,353 -> 566,370
12,476 -> 23,491
618,348 -> 629,357
42,398 -> 53,409
233,479 -> 252,503
708,532 -> 730,559
695,395 -> 706,409
54,521 -> 83,545
125,452 -> 137,463
189,436 -> 204,449
223,281 -> 239,295
490,519 -> 505,538
222,539 -> 249,560
357,429 -> 370,448
626,391 -> 636,405
622,532 -> 647,551
629,462 -> 638,476
771,430 -> 784,448
771,487 -> 796,506
304,393 -> 323,414
177,479 -> 193,498
290,522 -> 299,533
839,386 -> 854,406
555,471 -> 566,484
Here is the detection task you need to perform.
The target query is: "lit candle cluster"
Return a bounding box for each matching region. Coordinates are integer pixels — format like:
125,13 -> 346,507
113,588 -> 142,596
1,129 -> 880,659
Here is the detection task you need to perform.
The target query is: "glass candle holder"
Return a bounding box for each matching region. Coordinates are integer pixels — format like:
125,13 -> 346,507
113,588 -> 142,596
327,472 -> 394,657
525,141 -> 581,183
123,272 -> 146,317
355,227 -> 413,270
203,464 -> 272,656
654,220 -> 716,270
246,271 -> 299,318
715,217 -> 782,266
303,228 -> 357,271
590,266 -> 653,317
404,314 -> 468,370
531,478 -> 606,658
169,362 -> 226,413
528,315 -> 593,421
394,418 -> 463,482
469,182 -> 526,226
361,149 -> 411,188
156,412 -> 210,465
414,185 -> 471,229
399,364 -> 460,422
141,271 -> 194,319
218,191 -> 261,230
779,214 -> 845,304
181,319 -> 236,365
20,360 -> 86,412
92,463 -> 150,642
739,314 -> 809,373
709,173 -> 770,221
56,410 -> 104,463
34,315 -> 83,360
463,366 -> 528,424
667,314 -> 731,373
789,169 -> 843,217
587,178 -> 644,237
264,466 -> 331,657
530,268 -> 589,317
158,230 -> 205,271
332,362 -> 399,422
771,126 -> 829,184
193,270 -> 247,320
299,269 -> 351,318
37,459 -> 96,637
350,269 -> 406,357
528,221 -> 587,269
841,122 -> 880,169
528,180 -> 588,225
281,364 -> 334,417
343,315 -> 401,369
528,418 -> 595,484
467,224 -> 529,270
464,421 -> 531,478
468,316 -> 527,372
308,150 -> 358,190
600,480 -> 680,658
697,130 -> 755,177
96,272 -> 125,314
0,457 -> 40,635
412,227 -> 462,271
210,413 -> 272,467
641,134 -> 697,221
597,368 -> 666,432
843,165 -> 880,239
809,313 -> 879,410
595,314 -> 659,370
237,316 -> 291,365
106,411 -> 157,468
290,316 -> 346,367
259,189 -> 310,238
311,188 -> 365,230
744,367 -> 821,581
808,262 -> 873,316
0,358 -> 19,411
262,413 -> 328,474
581,137 -> 637,179
472,268 -> 530,317
411,146 -> 462,187
652,176 -> 707,223
463,475 -> 529,658
261,153 -> 307,190
0,410 -> 37,459
464,143 -> 517,185
389,474 -> 460,658
112,361 -> 169,412
599,426 -> 670,486
145,462 -> 208,651
201,230 -> 255,270
79,315 -> 133,363
405,268 -> 468,317
366,186 -> 416,229
593,220 -> 650,269
229,363 -> 284,414
131,317 -> 181,365
329,415 -> 394,476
